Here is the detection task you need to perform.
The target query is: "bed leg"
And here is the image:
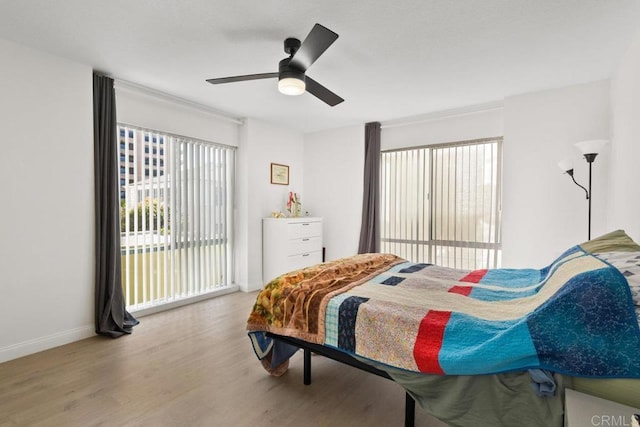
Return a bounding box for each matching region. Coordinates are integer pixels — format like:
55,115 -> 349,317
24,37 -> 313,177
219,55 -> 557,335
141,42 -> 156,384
303,348 -> 311,385
405,392 -> 415,427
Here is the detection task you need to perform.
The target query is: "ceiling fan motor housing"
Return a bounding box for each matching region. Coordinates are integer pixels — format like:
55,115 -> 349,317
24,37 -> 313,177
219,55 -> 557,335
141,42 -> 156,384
278,57 -> 305,83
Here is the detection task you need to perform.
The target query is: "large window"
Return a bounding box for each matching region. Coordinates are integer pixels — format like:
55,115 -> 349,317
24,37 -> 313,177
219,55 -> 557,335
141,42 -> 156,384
381,137 -> 502,269
118,125 -> 235,310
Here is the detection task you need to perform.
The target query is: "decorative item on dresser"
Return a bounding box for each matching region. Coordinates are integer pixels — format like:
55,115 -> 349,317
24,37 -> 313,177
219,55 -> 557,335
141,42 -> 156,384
262,217 -> 323,284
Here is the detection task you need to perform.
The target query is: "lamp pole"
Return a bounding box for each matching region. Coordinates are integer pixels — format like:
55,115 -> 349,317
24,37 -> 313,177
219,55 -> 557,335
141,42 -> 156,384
588,160 -> 592,240
583,153 -> 597,241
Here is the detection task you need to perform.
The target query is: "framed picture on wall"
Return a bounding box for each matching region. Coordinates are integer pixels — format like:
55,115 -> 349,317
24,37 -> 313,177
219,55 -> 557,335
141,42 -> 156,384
270,163 -> 289,185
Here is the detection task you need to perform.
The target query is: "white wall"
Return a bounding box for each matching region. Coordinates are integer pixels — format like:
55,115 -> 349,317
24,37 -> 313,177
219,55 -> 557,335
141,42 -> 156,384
236,118 -> 304,292
116,86 -> 240,147
608,30 -> 640,242
303,125 -> 365,261
0,39 -> 245,363
502,80 -> 610,268
381,106 -> 504,150
0,39 -> 95,363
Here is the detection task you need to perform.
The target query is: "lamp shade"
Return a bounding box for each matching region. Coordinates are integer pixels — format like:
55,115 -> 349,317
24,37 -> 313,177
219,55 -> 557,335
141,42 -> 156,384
574,139 -> 609,155
558,159 -> 573,172
278,77 -> 306,96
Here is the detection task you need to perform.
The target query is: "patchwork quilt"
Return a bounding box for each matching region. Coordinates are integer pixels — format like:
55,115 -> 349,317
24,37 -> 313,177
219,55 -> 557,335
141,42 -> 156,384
247,230 -> 640,378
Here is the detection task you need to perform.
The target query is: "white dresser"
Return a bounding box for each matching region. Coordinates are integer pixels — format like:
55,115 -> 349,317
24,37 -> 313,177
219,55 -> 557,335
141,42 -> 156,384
262,217 -> 323,284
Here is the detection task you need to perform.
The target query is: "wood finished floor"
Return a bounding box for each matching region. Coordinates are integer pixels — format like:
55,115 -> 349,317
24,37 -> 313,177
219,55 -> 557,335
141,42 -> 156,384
0,291 -> 447,427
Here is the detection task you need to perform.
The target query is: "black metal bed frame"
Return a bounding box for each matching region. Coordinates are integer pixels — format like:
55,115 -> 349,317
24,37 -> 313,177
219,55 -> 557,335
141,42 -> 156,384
267,333 -> 416,427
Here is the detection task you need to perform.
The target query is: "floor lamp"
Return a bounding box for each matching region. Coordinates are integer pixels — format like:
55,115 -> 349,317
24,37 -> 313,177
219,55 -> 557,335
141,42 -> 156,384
558,139 -> 609,241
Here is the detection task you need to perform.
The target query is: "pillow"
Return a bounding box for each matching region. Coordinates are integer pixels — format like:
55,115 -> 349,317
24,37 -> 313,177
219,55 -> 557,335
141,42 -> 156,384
580,229 -> 640,255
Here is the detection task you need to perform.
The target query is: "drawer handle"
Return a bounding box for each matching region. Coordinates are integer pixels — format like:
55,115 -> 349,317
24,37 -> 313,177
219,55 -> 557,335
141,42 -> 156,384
302,238 -> 310,242
302,253 -> 310,257
302,223 -> 310,226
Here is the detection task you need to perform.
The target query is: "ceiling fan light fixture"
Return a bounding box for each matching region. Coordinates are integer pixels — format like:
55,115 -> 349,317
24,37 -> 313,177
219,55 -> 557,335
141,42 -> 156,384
278,76 -> 306,96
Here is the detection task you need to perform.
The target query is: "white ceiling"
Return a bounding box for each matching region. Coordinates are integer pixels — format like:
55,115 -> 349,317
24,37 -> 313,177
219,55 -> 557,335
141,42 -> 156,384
1,0 -> 639,133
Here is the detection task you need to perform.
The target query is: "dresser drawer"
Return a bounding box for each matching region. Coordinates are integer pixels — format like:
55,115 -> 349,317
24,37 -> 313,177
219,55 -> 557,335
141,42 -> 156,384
287,250 -> 322,272
287,236 -> 322,255
287,221 -> 322,239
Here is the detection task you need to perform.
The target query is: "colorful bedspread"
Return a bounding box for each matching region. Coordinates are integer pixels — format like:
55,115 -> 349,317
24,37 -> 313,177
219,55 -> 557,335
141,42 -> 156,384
247,231 -> 640,378
247,253 -> 404,343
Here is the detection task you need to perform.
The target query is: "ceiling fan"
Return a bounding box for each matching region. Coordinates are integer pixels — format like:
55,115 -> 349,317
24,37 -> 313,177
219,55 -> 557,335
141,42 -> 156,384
206,23 -> 344,107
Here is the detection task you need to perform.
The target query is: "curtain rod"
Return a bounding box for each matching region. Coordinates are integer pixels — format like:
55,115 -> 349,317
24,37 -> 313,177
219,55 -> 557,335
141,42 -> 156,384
380,101 -> 504,130
114,78 -> 244,126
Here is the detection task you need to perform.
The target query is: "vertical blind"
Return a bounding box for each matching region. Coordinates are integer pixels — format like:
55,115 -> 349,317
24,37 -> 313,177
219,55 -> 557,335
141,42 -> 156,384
118,125 -> 235,310
381,137 -> 502,269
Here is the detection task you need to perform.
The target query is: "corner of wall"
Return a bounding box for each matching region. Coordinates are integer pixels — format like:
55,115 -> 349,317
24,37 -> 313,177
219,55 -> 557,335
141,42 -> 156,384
235,118 -> 305,289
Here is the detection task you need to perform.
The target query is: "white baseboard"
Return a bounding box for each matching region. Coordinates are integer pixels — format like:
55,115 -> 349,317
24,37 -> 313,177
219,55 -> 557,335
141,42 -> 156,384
0,324 -> 95,364
240,282 -> 263,293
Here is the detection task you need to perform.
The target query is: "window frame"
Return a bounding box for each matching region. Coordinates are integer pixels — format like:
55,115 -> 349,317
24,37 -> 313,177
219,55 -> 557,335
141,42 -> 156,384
117,123 -> 236,311
380,136 -> 503,269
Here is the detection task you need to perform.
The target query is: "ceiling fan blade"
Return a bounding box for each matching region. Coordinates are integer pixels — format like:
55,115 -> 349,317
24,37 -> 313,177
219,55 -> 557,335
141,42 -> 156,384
206,72 -> 278,84
289,24 -> 338,71
305,76 -> 344,106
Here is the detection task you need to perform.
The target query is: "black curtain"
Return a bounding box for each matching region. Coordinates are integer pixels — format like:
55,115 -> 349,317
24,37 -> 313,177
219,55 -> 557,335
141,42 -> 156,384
93,73 -> 139,337
357,122 -> 381,254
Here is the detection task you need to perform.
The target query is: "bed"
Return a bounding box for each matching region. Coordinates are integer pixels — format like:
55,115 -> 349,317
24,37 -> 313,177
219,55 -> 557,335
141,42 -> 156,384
246,230 -> 640,426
